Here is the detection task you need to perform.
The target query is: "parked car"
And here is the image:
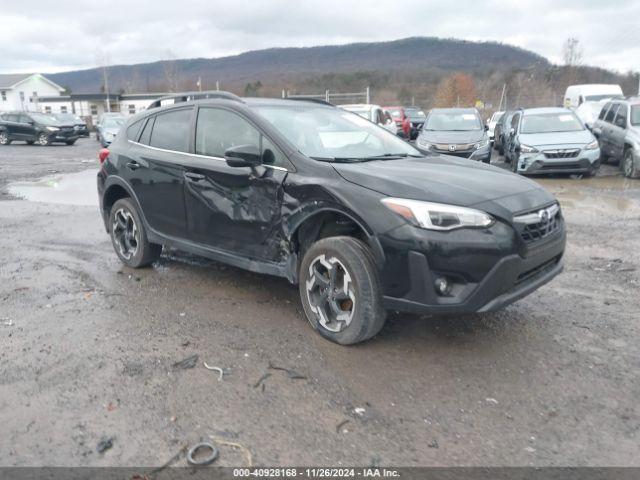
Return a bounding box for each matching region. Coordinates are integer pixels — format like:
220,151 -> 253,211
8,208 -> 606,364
53,113 -> 89,137
0,111 -> 79,146
98,92 -> 565,345
384,106 -> 411,138
96,115 -> 125,147
404,106 -> 427,139
505,107 -> 600,176
592,98 -> 640,178
494,111 -> 515,155
415,108 -> 491,163
338,104 -> 397,135
486,111 -> 504,144
564,84 -> 623,109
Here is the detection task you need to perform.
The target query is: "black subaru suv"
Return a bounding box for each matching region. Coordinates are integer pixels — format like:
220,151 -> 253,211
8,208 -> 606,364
97,92 -> 565,345
0,111 -> 79,146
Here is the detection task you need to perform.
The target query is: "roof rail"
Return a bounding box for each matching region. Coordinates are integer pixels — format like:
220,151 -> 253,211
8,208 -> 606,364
285,97 -> 334,107
148,90 -> 243,109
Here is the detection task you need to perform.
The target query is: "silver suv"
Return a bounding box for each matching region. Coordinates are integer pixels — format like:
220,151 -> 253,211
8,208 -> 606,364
592,98 -> 640,178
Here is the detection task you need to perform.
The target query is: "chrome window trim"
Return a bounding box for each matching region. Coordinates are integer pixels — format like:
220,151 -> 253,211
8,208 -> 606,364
514,203 -> 560,225
127,140 -> 290,172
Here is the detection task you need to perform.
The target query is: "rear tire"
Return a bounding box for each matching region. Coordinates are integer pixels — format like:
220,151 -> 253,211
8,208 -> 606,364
0,132 -> 10,145
299,236 -> 386,345
109,198 -> 162,268
622,149 -> 639,178
26,140 -> 34,145
65,140 -> 76,146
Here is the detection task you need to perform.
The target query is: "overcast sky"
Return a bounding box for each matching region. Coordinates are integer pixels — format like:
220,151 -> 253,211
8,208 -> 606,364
1,0 -> 638,74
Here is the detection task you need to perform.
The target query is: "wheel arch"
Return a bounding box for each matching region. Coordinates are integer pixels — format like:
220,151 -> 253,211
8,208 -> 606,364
101,177 -> 149,231
288,207 -> 385,275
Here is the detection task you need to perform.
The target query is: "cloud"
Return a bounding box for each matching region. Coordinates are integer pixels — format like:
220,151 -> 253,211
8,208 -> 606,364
0,0 -> 638,73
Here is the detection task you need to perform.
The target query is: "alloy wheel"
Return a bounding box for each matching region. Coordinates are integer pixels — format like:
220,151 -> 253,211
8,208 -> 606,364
112,208 -> 139,260
38,133 -> 49,146
0,132 -> 8,145
623,151 -> 634,177
305,254 -> 356,332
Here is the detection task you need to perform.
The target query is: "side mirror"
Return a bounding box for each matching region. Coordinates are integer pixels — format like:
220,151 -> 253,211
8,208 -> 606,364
224,144 -> 262,168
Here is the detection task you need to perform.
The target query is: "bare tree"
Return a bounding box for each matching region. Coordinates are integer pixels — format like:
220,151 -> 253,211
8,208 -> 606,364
163,50 -> 181,92
562,37 -> 583,66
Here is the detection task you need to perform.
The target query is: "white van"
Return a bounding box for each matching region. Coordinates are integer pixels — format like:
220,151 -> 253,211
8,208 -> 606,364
564,84 -> 624,129
564,84 -> 623,108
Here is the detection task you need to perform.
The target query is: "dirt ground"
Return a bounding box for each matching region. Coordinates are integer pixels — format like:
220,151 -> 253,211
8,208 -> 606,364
1,138 -> 639,467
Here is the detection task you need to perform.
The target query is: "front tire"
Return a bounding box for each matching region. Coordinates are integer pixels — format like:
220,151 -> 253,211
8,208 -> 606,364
622,149 -> 639,178
109,198 -> 162,268
37,133 -> 50,146
0,132 -> 10,145
299,236 -> 386,345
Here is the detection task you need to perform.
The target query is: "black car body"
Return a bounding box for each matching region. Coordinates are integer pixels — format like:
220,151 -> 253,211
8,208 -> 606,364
493,111 -> 514,155
53,113 -> 89,137
0,111 -> 79,146
404,106 -> 426,139
415,108 -> 492,163
97,93 -> 565,344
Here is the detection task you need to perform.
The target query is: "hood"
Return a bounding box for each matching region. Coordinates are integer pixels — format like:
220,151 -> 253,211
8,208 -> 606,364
332,155 -> 554,215
103,127 -> 120,135
419,129 -> 485,144
519,129 -> 594,149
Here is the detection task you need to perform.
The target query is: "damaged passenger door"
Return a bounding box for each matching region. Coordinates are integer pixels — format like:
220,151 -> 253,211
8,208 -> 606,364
184,106 -> 290,262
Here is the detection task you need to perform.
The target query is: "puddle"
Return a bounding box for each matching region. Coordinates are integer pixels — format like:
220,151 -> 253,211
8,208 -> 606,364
7,169 -> 99,206
534,174 -> 640,214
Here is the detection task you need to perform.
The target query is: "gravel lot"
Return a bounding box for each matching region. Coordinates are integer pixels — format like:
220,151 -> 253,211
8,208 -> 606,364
1,137 -> 639,467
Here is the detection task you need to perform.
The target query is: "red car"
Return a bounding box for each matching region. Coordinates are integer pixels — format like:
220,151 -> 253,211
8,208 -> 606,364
384,106 -> 411,138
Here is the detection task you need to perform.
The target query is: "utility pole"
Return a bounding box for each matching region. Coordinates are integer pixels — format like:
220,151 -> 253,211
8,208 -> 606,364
216,80 -> 220,91
498,83 -> 506,111
103,64 -> 111,113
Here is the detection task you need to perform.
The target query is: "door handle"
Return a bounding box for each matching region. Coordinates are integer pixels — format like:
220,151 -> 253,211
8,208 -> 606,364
126,161 -> 141,170
184,172 -> 205,181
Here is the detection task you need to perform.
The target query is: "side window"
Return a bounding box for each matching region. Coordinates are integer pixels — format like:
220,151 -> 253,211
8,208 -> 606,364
511,114 -> 520,131
138,116 -> 155,145
149,108 -> 192,152
19,114 -> 31,123
604,104 -> 619,123
261,136 -> 288,168
196,108 -> 260,158
126,119 -> 144,141
614,104 -> 627,127
598,103 -> 610,120
196,108 -> 288,168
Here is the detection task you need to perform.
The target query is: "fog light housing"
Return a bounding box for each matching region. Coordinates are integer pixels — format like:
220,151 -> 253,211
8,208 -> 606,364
434,276 -> 452,296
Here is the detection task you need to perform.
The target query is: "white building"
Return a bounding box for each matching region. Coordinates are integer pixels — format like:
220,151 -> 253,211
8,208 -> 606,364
0,73 -> 65,112
38,92 -> 168,127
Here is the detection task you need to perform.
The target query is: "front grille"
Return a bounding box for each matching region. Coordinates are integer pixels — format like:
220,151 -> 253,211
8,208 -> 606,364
434,142 -> 475,151
514,204 -> 562,244
516,255 -> 561,285
543,148 -> 580,159
540,163 -> 580,170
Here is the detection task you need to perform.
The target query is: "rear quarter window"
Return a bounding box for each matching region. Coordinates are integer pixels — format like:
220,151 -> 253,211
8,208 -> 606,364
604,104 -> 619,123
149,108 -> 192,152
126,119 -> 144,141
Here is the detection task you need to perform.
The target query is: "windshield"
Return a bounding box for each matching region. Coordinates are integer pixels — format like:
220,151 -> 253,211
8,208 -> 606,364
29,113 -> 59,126
491,112 -> 504,122
341,107 -> 370,120
631,106 -> 640,126
103,118 -> 125,128
405,108 -> 426,120
521,112 -> 584,134
424,111 -> 481,131
584,94 -> 622,102
55,113 -> 82,123
254,105 -> 421,161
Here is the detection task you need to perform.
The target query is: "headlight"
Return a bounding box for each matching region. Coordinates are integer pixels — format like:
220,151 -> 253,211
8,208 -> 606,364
416,138 -> 433,150
584,140 -> 599,150
46,126 -> 59,132
105,132 -> 115,139
381,198 -> 494,231
474,139 -> 489,149
519,144 -> 538,154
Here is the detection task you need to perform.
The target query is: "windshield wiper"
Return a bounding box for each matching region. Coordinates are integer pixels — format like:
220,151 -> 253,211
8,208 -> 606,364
310,156 -> 364,163
359,153 -> 412,161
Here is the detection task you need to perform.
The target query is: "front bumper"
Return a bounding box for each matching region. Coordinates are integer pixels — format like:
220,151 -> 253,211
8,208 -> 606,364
516,148 -> 600,175
49,131 -> 80,142
379,219 -> 566,315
